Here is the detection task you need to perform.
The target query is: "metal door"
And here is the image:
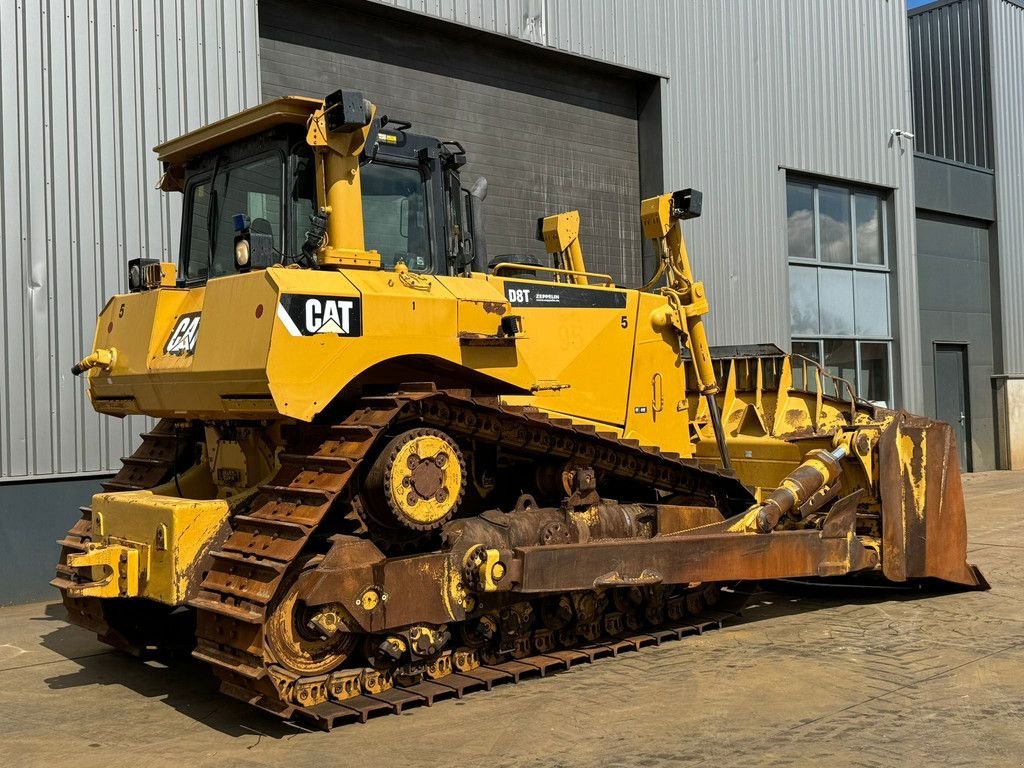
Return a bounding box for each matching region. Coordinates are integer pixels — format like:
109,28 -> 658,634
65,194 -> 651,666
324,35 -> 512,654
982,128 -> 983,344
934,343 -> 971,472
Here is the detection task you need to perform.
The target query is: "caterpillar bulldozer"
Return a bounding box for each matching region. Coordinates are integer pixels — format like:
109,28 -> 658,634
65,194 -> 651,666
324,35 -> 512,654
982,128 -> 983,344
54,90 -> 986,728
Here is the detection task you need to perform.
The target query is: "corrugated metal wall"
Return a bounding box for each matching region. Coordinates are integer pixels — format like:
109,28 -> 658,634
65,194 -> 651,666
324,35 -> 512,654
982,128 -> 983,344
908,0 -> 992,168
369,0 -> 548,45
370,0 -> 924,410
0,0 -> 260,481
651,1 -> 920,411
990,0 -> 1024,374
0,0 -> 931,483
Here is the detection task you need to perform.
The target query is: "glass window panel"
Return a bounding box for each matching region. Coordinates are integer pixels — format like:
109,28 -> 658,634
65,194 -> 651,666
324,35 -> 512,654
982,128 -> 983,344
792,340 -> 822,364
787,181 -> 815,260
854,271 -> 890,337
185,180 -> 211,281
361,163 -> 430,271
791,340 -> 821,390
247,191 -> 283,251
185,154 -> 284,281
788,265 -> 820,336
854,192 -> 883,265
818,185 -> 852,264
824,339 -> 857,396
859,342 -> 890,406
818,269 -> 855,336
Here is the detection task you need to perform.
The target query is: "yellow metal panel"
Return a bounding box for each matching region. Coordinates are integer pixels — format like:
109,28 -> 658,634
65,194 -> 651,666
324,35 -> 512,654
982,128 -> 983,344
149,290 -> 207,372
487,275 -> 638,427
267,268 -> 462,420
88,274 -> 279,418
435,274 -> 514,338
155,96 -> 321,165
91,491 -> 231,605
623,293 -> 692,456
191,271 -> 277,375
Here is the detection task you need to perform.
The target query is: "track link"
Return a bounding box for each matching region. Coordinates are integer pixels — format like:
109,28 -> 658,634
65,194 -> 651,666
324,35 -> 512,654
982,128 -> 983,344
297,590 -> 746,730
191,389 -> 752,720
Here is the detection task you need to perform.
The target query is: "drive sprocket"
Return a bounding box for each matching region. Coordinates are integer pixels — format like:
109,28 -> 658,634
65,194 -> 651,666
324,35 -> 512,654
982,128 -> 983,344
363,428 -> 466,533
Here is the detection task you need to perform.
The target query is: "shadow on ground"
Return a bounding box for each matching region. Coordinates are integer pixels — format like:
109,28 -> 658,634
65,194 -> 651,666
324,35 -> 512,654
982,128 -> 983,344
39,608 -> 302,739
38,580 -> 975,739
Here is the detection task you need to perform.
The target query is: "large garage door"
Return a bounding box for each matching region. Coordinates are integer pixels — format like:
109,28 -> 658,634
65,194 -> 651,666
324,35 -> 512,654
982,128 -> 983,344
259,0 -> 646,286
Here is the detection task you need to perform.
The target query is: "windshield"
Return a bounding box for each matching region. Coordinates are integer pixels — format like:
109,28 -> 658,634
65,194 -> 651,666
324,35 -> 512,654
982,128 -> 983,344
183,149 -> 432,280
361,163 -> 430,271
184,153 -> 284,281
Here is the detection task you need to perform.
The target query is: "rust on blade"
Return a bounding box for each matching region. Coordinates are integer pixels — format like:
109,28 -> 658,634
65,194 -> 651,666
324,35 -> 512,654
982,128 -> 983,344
879,412 -> 987,589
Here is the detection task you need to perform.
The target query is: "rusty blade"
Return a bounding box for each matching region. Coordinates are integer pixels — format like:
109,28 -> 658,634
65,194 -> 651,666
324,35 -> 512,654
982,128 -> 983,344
878,412 -> 988,589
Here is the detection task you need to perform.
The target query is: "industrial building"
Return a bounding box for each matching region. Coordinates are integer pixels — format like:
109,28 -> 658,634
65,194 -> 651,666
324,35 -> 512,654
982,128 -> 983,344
1,0 -> 1021,603
909,0 -> 1024,475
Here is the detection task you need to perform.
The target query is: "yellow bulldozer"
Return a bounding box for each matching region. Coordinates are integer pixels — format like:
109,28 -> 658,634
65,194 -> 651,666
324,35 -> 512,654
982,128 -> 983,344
54,90 -> 985,728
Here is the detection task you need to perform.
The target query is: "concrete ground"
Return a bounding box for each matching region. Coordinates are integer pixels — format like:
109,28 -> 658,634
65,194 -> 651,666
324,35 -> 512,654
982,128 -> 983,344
1,472 -> 1021,768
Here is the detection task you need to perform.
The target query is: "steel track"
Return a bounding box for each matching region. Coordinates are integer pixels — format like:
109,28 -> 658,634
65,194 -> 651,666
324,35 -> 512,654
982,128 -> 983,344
292,592 -> 746,730
55,390 -> 752,727
189,388 -> 750,721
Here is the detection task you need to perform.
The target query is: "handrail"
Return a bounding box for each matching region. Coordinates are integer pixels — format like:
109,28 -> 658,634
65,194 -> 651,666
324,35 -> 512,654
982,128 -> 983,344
492,262 -> 615,287
791,354 -> 869,409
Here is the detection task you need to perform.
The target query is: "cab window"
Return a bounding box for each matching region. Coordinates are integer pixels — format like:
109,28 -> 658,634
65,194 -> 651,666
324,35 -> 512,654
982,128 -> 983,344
361,163 -> 430,271
184,153 -> 284,282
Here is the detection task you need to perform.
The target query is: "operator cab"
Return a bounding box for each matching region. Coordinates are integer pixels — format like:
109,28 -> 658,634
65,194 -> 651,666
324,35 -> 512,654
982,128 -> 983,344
163,103 -> 484,287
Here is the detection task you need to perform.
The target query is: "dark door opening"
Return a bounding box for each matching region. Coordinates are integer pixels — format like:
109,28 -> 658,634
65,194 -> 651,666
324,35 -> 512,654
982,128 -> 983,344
934,343 -> 971,472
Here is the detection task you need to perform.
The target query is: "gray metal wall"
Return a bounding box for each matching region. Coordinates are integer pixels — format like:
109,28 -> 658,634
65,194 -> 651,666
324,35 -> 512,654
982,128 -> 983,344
916,213 -> 996,470
0,0 -> 927,478
0,476 -> 109,604
908,0 -> 993,168
372,0 -> 924,411
914,154 -> 995,221
989,0 -> 1024,375
0,0 -> 260,483
366,0 -> 549,45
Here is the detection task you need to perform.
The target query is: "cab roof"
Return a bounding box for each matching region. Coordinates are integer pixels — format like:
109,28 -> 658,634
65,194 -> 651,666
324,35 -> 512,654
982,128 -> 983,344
154,96 -> 321,166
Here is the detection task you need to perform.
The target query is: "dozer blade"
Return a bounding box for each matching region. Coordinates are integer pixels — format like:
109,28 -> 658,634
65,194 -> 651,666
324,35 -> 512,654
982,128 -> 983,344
878,412 -> 988,589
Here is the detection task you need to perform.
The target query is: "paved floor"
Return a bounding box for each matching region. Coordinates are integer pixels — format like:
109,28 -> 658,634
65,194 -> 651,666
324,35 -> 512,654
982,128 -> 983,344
1,471 -> 1022,768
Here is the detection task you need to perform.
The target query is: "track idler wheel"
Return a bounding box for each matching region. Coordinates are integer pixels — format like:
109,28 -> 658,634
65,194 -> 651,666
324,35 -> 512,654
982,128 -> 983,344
364,428 -> 466,533
264,556 -> 358,677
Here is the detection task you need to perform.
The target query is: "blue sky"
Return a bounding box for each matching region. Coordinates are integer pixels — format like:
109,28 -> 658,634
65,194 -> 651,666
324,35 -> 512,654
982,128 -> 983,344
906,0 -> 934,8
